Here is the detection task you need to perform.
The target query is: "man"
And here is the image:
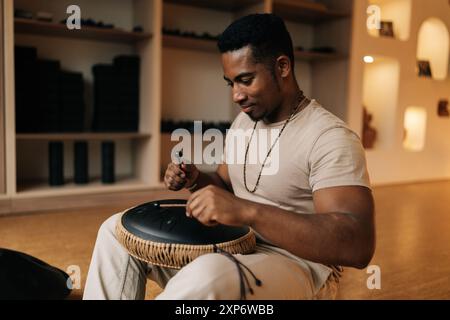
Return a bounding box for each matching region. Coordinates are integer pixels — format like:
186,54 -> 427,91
84,14 -> 375,300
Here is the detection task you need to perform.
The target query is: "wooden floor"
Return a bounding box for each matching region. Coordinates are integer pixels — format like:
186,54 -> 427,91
1,181 -> 450,300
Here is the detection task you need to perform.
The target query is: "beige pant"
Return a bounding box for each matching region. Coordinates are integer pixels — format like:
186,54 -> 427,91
83,213 -> 339,300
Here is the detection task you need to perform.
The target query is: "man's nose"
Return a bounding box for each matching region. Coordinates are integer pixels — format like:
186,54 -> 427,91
233,88 -> 247,104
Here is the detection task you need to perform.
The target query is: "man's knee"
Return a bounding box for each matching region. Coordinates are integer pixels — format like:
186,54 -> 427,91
157,253 -> 240,299
97,213 -> 121,241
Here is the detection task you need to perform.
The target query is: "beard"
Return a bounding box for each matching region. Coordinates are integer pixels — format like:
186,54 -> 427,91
245,108 -> 266,122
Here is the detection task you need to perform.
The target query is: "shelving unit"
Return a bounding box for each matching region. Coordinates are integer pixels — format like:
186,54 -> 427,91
16,132 -> 151,141
163,33 -> 346,61
14,18 -> 152,44
162,34 -> 217,52
165,0 -> 262,12
16,176 -> 149,198
1,0 -> 162,212
348,0 -> 450,185
273,0 -> 353,120
1,0 -> 358,214
273,0 -> 350,24
160,0 -> 249,176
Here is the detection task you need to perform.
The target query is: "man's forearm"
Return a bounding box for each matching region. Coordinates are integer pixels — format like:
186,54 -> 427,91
246,202 -> 374,269
190,171 -> 231,193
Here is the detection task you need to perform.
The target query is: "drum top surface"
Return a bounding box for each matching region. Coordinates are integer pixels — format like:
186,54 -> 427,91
121,199 -> 252,245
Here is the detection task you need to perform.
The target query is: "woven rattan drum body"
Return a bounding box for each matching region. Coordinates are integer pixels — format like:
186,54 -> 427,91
116,199 -> 256,269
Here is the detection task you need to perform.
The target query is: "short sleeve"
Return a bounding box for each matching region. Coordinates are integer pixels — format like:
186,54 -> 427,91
308,127 -> 371,192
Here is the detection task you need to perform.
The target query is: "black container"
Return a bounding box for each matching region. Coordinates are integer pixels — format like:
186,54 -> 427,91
74,141 -> 88,184
101,141 -> 115,184
48,142 -> 64,186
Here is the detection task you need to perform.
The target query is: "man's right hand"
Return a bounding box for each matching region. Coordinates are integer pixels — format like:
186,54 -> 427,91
164,162 -> 200,191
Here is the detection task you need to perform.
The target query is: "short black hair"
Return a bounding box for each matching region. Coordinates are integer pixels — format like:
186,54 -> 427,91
217,13 -> 295,70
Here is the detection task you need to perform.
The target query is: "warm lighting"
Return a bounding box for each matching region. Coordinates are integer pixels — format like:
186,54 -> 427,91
417,18 -> 449,80
403,107 -> 427,152
363,56 -> 400,149
367,0 -> 412,41
364,56 -> 375,63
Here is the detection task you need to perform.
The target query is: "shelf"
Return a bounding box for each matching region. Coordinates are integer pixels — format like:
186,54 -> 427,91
273,0 -> 350,24
163,34 -> 218,52
14,18 -> 152,44
16,177 -> 151,198
164,35 -> 346,62
164,0 -> 261,12
16,132 -> 152,141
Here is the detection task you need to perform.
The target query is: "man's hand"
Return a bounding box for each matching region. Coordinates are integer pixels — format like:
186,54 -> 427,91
164,162 -> 199,191
186,185 -> 254,227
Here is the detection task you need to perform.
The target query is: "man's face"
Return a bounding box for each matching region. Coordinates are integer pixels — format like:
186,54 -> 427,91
222,46 -> 283,122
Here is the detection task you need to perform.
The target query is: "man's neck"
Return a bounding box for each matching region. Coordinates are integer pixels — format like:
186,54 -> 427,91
263,89 -> 305,124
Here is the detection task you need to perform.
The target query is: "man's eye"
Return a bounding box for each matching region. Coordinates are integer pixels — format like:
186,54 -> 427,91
226,82 -> 233,87
241,78 -> 253,85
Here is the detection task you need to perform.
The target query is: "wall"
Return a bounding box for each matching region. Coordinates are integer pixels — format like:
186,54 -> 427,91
161,2 -> 234,122
348,0 -> 450,185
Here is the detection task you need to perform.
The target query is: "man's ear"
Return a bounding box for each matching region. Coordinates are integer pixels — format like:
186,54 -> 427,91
276,55 -> 292,79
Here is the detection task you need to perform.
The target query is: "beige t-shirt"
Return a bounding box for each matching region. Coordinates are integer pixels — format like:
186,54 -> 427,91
224,99 -> 371,293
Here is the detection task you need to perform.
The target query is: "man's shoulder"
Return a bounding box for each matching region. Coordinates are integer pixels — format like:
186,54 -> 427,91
304,100 -> 348,133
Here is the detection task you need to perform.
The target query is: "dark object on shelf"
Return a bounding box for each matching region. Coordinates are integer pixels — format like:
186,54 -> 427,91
49,142 -> 64,186
101,141 -> 115,184
162,27 -> 181,36
92,55 -> 140,132
379,21 -> 395,38
37,59 -> 61,132
15,45 -> 86,133
438,99 -> 449,117
162,27 -> 220,41
200,32 -> 218,41
14,9 -> 33,19
309,46 -> 336,54
0,248 -> 72,300
295,46 -> 305,52
74,141 -> 89,184
60,17 -> 115,29
417,60 -> 432,78
15,46 -> 38,133
59,71 -> 85,132
36,11 -> 54,22
133,26 -> 144,33
96,21 -> 114,29
362,107 -> 377,149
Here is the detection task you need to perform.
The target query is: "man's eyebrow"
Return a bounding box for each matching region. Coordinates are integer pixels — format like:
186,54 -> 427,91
223,72 -> 255,83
